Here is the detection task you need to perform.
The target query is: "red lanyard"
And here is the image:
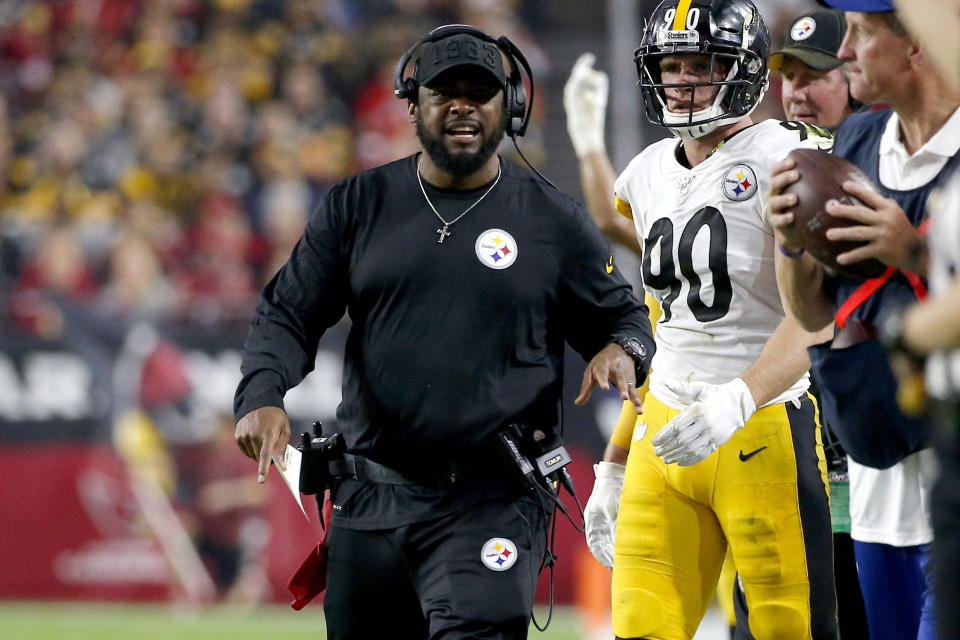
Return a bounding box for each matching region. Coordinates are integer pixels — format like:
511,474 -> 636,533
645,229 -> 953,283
833,219 -> 930,329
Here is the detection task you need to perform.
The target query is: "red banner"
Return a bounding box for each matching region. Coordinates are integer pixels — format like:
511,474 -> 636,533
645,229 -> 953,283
0,308 -> 607,605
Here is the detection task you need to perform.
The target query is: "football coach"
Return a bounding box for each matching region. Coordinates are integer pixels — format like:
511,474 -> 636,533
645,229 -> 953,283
233,24 -> 655,640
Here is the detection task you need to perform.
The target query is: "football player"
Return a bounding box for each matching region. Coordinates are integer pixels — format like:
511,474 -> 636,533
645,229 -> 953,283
571,1 -> 840,639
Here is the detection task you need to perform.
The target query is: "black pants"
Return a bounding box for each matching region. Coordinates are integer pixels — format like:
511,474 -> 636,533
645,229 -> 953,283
833,532 -> 869,640
323,493 -> 549,640
932,402 -> 960,640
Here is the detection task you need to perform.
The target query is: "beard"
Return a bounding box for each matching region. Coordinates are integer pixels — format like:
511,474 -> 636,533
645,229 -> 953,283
416,112 -> 506,179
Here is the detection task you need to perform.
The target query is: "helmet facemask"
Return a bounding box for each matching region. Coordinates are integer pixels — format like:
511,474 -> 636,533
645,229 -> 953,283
635,0 -> 770,139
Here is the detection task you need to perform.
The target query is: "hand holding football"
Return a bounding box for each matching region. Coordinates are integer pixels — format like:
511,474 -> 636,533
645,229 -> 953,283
780,149 -> 886,279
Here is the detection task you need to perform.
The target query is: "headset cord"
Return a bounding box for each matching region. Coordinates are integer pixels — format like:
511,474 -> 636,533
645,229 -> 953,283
510,134 -> 558,190
533,473 -> 584,533
530,509 -> 559,632
528,343 -> 587,631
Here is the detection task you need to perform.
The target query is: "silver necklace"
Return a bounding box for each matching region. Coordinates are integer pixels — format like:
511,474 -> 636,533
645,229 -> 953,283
416,159 -> 502,244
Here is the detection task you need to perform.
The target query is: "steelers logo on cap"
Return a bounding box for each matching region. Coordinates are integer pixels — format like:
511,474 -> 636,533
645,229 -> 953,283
481,537 -> 518,571
791,17 -> 817,41
721,164 -> 758,201
476,229 -> 518,269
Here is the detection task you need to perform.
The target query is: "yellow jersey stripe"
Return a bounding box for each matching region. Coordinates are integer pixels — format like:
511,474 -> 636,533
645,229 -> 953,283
672,0 -> 694,30
645,292 -> 662,327
614,195 -> 633,220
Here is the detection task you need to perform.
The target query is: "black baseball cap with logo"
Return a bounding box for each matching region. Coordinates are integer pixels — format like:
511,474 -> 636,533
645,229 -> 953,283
413,33 -> 506,88
770,9 -> 847,71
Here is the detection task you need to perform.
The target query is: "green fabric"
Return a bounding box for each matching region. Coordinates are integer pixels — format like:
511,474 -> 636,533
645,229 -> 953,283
829,479 -> 851,534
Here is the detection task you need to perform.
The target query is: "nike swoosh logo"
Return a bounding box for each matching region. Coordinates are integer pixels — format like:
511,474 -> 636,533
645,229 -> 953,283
606,254 -> 614,273
738,446 -> 767,462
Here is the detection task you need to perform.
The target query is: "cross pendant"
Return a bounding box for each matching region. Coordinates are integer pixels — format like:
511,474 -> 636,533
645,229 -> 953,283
436,225 -> 451,244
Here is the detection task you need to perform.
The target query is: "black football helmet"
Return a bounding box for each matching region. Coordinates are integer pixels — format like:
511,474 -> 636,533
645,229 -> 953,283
635,0 -> 770,139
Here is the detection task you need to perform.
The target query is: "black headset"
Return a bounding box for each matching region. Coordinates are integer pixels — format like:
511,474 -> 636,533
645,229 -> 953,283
393,24 -> 534,138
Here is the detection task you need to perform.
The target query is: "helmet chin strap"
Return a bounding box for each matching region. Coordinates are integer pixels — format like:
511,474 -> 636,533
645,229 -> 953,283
669,120 -> 720,139
663,97 -> 728,139
666,90 -> 766,139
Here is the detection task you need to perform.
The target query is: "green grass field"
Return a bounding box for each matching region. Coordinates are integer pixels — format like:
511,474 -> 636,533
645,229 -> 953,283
0,602 -> 586,640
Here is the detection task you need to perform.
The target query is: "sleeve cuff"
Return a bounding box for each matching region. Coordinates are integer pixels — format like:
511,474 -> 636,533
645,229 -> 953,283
234,370 -> 287,422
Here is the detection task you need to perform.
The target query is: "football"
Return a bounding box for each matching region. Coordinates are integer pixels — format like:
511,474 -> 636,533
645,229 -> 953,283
781,149 -> 887,279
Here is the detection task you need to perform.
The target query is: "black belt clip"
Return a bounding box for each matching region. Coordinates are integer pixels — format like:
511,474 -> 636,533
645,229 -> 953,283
297,421 -> 346,495
496,423 -> 575,496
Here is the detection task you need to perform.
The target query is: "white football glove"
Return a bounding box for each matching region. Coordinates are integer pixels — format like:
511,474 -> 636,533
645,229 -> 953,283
652,378 -> 757,466
583,461 -> 624,568
563,53 -> 608,157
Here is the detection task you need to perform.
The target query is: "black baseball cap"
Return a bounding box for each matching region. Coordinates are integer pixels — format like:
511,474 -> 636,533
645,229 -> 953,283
413,33 -> 506,88
770,9 -> 847,72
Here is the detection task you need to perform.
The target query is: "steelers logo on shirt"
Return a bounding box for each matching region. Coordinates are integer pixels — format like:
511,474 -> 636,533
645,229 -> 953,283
481,537 -> 518,572
721,164 -> 758,202
476,229 -> 518,269
791,17 -> 816,41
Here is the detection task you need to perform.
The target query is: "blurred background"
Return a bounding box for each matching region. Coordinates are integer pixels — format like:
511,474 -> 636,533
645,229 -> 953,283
0,0 -> 820,637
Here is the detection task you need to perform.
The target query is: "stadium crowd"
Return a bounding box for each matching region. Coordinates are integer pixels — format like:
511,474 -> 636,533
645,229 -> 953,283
0,0 -> 545,332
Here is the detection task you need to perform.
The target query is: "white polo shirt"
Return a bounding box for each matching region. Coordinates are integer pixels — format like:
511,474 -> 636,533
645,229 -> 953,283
848,106 -> 960,546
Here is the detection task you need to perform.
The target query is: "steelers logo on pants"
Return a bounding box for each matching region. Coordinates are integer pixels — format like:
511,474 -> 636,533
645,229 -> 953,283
481,537 -> 518,571
475,229 -> 518,270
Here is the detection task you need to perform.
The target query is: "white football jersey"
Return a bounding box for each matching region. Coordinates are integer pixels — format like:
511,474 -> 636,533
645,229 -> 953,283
615,119 -> 832,410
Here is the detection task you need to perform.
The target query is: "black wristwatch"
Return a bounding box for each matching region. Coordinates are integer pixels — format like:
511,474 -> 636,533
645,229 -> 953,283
617,336 -> 649,384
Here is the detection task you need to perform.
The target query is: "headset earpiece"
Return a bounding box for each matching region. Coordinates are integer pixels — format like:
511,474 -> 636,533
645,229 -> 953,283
515,77 -> 528,131
393,45 -> 416,100
503,79 -> 521,137
496,35 -> 532,137
401,78 -> 418,102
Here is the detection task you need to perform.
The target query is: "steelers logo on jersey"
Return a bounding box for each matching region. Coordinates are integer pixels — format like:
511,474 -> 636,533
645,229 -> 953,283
475,229 -> 518,269
791,17 -> 816,41
481,537 -> 518,571
721,164 -> 758,201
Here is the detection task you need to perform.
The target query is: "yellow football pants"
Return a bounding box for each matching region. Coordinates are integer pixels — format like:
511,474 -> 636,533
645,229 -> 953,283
612,392 -> 837,640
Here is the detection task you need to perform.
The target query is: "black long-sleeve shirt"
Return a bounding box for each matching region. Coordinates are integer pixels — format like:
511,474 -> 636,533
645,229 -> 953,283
235,154 -> 653,474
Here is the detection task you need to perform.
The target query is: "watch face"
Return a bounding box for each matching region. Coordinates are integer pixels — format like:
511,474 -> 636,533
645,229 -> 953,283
623,338 -> 646,359
634,340 -> 647,358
